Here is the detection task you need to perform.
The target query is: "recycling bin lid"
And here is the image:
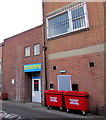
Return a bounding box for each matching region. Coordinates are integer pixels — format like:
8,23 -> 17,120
45,90 -> 64,95
1,92 -> 8,95
63,91 -> 89,97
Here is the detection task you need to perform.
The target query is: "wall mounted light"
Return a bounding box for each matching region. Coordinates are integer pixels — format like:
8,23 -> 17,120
59,70 -> 66,73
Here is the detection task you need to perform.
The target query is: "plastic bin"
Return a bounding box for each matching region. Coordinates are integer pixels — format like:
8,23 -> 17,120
63,91 -> 89,115
2,92 -> 8,100
45,90 -> 64,110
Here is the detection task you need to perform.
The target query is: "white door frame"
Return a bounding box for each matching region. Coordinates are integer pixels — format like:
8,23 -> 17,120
32,78 -> 41,103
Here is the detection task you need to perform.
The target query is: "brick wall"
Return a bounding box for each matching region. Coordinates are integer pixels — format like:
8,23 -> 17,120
47,52 -> 104,112
44,2 -> 104,54
0,44 -> 2,61
2,25 -> 44,101
43,2 -> 105,114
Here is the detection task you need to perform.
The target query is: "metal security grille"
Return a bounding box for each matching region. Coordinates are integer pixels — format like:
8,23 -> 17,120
58,75 -> 72,91
47,2 -> 88,38
71,5 -> 85,29
48,12 -> 69,37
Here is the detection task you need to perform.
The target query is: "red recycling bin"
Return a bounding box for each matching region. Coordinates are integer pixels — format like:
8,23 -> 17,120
2,92 -> 8,100
63,91 -> 89,115
45,90 -> 64,110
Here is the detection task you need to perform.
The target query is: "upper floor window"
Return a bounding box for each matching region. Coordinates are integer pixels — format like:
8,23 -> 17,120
34,44 -> 40,55
25,46 -> 30,57
46,2 -> 89,39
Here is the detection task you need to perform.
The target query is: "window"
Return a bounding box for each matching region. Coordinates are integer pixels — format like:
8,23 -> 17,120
25,46 -> 30,57
34,44 -> 40,55
48,12 -> 69,38
34,80 -> 39,91
47,2 -> 89,38
71,6 -> 85,30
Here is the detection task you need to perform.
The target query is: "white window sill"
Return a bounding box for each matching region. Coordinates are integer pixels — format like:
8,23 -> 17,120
47,26 -> 89,40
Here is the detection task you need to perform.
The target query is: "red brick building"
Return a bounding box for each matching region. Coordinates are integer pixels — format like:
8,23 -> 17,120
2,25 -> 46,103
0,43 -> 2,91
43,1 -> 105,114
2,1 -> 106,115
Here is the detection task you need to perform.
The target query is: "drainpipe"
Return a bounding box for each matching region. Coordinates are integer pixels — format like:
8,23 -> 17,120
42,1 -> 48,105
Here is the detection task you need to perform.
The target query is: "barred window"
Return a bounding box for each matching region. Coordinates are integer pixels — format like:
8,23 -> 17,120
47,2 -> 89,39
48,12 -> 69,38
71,6 -> 85,30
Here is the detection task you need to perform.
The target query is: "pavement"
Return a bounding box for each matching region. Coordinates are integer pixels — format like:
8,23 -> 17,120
1,100 -> 105,119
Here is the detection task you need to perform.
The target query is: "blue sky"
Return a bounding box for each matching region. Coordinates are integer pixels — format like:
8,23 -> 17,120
0,0 -> 42,43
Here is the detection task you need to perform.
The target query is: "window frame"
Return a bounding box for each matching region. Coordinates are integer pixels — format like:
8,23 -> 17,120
46,2 -> 89,39
34,44 -> 40,56
25,46 -> 30,57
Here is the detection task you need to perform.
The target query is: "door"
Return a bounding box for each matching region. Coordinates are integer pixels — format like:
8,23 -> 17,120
32,79 -> 41,103
58,75 -> 72,91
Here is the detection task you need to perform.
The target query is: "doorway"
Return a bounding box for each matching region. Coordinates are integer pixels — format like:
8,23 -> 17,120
58,75 -> 72,91
32,77 -> 41,103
